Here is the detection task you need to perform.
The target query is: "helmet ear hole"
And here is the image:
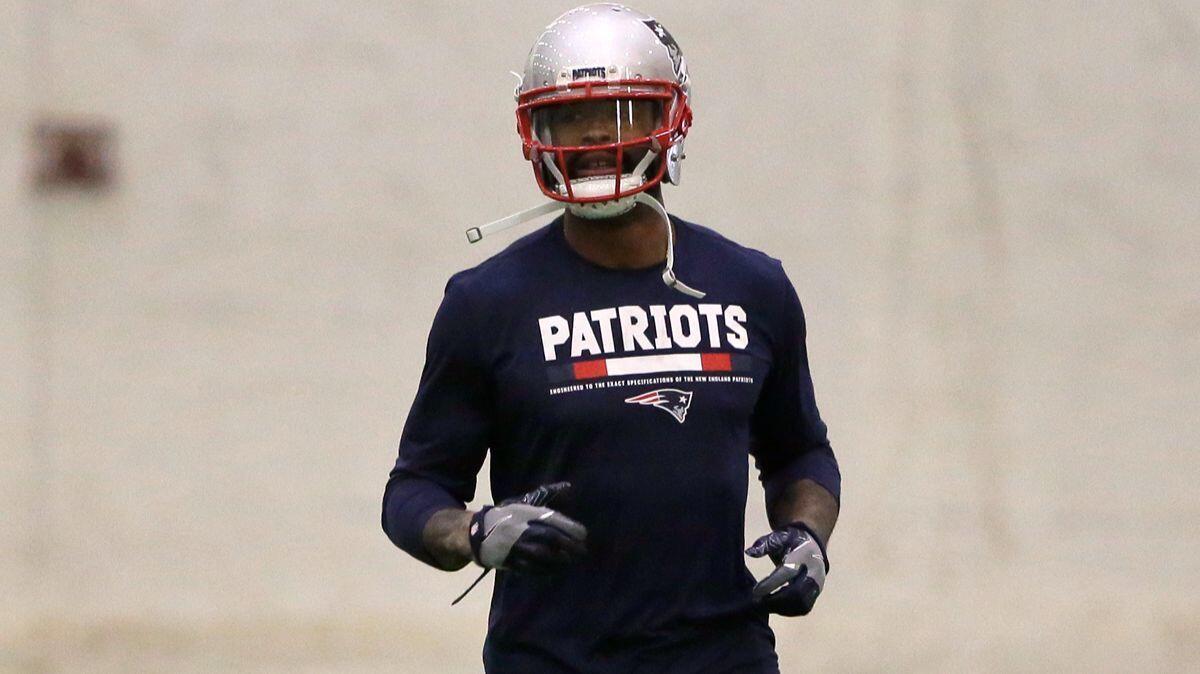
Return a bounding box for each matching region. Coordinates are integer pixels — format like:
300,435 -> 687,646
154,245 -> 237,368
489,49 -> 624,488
665,142 -> 685,185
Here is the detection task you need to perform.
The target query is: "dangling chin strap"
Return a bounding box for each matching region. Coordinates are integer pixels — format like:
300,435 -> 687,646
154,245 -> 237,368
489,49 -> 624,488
634,192 -> 706,299
465,200 -> 563,243
464,193 -> 704,298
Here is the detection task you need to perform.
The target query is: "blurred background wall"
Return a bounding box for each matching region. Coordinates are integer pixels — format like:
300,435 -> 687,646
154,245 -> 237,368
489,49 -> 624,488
1,1 -> 1197,672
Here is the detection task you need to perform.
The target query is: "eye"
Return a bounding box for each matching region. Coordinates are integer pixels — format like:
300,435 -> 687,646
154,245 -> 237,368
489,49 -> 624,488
549,107 -> 581,125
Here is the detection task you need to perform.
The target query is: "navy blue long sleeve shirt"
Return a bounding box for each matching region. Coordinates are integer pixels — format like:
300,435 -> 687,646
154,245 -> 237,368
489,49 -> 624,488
383,214 -> 840,673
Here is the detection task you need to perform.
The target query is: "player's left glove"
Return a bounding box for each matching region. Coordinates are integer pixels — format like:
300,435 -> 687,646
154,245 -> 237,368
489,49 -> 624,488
745,521 -> 829,616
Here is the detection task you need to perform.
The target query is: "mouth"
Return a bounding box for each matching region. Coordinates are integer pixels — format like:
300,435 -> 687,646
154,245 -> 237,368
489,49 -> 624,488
569,150 -> 641,179
571,152 -> 619,178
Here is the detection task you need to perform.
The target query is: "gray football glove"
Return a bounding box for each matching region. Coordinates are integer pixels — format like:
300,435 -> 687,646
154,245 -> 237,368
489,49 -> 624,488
468,482 -> 588,573
452,481 -> 588,605
746,521 -> 828,616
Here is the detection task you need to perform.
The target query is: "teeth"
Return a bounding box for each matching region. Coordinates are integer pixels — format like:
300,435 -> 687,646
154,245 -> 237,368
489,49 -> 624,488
575,155 -> 615,171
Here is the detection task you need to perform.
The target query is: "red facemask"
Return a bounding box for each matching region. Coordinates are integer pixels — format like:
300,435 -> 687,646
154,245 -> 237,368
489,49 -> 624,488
516,79 -> 692,205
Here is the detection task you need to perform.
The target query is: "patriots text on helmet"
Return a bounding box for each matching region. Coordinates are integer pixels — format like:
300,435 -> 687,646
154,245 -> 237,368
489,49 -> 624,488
538,303 -> 748,361
571,66 -> 608,81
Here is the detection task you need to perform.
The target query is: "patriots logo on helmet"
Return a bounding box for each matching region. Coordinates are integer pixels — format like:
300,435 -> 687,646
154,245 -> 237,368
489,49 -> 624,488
624,388 -> 694,424
642,19 -> 684,79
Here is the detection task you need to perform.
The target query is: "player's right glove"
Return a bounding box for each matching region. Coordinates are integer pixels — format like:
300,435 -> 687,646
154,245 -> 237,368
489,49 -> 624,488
468,481 -> 588,573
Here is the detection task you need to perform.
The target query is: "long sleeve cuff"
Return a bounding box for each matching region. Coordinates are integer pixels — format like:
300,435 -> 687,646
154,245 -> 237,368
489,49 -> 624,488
762,446 -> 841,508
381,472 -> 465,568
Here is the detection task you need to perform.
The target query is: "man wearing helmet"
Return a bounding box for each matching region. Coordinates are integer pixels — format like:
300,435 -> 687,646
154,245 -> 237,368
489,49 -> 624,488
382,4 -> 840,673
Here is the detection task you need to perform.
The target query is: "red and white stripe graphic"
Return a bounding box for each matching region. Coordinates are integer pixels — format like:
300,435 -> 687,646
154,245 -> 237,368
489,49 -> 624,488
563,352 -> 734,381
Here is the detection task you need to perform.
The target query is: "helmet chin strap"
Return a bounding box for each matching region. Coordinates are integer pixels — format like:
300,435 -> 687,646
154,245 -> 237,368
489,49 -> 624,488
465,191 -> 704,300
465,200 -> 561,243
560,149 -> 659,220
633,192 -> 705,298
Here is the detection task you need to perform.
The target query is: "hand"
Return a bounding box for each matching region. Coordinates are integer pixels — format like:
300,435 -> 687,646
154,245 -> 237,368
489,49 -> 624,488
745,522 -> 828,616
468,482 -> 588,573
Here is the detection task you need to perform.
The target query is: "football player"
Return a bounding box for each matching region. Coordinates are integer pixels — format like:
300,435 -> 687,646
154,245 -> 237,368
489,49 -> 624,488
382,4 -> 840,672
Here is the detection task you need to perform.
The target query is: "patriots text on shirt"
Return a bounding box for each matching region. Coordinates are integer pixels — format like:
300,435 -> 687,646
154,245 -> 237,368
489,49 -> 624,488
538,303 -> 748,361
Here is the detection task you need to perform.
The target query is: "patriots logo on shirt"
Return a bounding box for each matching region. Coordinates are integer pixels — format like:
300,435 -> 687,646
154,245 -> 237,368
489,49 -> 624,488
624,388 -> 693,424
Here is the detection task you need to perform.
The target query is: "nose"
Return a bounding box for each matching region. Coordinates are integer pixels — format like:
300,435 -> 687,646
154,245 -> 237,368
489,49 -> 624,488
580,116 -> 614,146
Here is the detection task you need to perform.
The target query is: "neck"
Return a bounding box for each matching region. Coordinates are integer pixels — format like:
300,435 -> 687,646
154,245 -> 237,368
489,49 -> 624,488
562,187 -> 669,270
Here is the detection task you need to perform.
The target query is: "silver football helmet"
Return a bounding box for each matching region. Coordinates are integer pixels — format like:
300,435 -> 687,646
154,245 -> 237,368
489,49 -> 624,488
465,3 -> 705,299
515,3 -> 692,219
